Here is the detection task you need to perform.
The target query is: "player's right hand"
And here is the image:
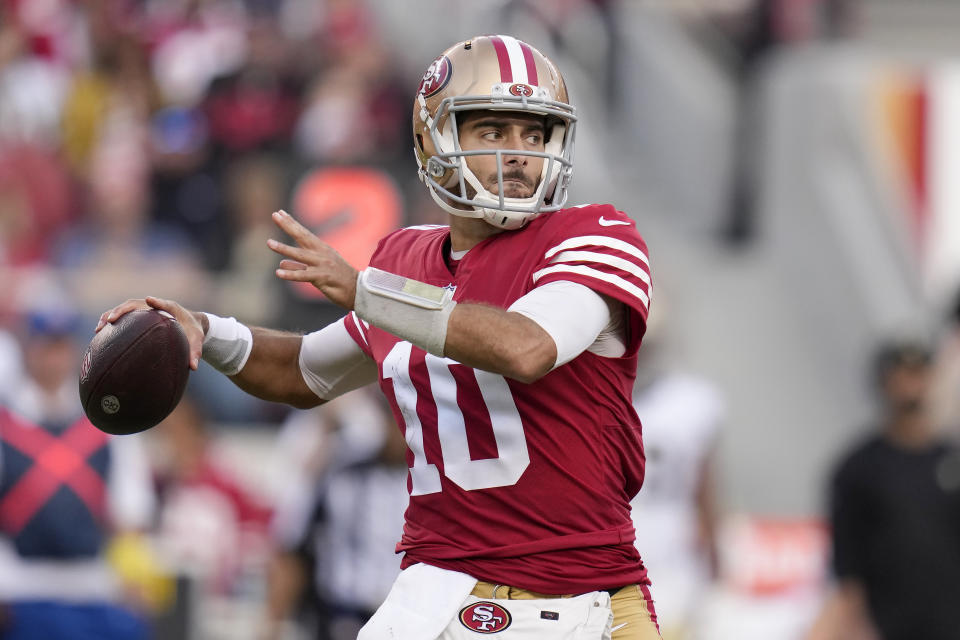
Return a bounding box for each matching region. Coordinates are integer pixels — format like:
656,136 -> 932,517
268,210 -> 359,310
96,297 -> 207,370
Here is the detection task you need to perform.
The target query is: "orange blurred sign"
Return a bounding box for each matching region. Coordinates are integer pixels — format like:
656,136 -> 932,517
289,167 -> 402,300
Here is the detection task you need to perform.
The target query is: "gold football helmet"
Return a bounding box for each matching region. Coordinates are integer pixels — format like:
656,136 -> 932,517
413,35 -> 577,230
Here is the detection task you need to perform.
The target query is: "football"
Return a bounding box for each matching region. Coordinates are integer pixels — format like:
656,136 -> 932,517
79,309 -> 191,435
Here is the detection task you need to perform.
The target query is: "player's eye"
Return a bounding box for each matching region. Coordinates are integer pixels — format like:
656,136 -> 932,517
526,134 -> 543,145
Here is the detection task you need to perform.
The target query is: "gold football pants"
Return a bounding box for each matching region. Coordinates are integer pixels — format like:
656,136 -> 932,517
471,581 -> 661,639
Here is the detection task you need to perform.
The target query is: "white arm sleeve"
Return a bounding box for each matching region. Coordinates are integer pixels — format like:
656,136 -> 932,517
508,280 -> 626,368
299,317 -> 380,400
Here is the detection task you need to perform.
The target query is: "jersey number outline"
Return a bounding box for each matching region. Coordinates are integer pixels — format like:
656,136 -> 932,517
382,342 -> 530,495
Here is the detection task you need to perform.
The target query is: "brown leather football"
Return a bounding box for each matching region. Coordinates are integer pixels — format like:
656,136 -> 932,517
79,309 -> 190,435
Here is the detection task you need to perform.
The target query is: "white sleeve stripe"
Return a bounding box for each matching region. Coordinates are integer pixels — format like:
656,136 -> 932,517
532,264 -> 650,309
549,250 -> 651,286
543,235 -> 649,267
349,312 -> 369,346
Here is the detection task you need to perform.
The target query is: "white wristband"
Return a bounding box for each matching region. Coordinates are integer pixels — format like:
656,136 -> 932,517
202,313 -> 253,375
353,268 -> 456,356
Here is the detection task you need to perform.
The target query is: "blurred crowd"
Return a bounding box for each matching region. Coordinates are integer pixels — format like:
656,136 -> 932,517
0,0 -> 426,338
0,0 -> 444,425
0,1 -> 958,640
0,1 -> 432,638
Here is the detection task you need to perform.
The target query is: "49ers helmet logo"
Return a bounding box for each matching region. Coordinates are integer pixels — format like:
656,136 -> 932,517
459,602 -> 512,633
509,83 -> 534,97
418,55 -> 452,98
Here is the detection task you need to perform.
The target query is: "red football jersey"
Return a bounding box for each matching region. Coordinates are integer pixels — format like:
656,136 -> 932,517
343,204 -> 652,594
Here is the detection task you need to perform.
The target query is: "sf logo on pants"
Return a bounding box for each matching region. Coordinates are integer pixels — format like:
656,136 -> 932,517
459,602 -> 512,633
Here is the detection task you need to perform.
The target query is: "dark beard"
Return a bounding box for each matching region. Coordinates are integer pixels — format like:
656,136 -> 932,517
491,171 -> 535,198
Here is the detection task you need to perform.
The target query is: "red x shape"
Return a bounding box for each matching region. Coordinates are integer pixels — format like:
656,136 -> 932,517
0,409 -> 109,534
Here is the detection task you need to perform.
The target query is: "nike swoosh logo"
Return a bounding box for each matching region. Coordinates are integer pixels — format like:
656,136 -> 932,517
611,623 -> 628,632
599,216 -> 630,227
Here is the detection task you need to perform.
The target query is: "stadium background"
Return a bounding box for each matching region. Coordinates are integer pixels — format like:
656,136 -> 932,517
1,0 -> 959,638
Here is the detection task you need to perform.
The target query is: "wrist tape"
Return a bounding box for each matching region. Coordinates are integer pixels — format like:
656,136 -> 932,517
201,313 -> 253,375
353,268 -> 456,357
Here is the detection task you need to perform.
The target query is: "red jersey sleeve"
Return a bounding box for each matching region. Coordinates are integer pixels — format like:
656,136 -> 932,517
533,204 -> 652,352
343,311 -> 373,358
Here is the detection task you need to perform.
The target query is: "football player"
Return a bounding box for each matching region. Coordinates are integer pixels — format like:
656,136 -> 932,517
98,35 -> 658,639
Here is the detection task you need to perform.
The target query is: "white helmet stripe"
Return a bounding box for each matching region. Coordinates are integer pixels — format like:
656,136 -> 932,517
499,35 -> 530,84
490,35 -> 536,85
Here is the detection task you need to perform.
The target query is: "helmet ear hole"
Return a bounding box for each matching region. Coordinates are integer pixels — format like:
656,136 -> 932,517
544,116 -> 562,144
415,133 -> 424,152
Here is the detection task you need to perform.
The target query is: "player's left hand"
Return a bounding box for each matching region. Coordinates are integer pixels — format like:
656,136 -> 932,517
268,210 -> 358,310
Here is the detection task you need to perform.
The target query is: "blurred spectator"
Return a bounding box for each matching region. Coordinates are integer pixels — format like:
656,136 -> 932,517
165,10 -> 302,274
291,1 -> 407,168
146,0 -> 250,109
806,340 -> 960,640
0,305 -> 156,640
150,395 -> 273,596
202,20 -> 300,157
61,30 -> 157,177
148,105 -> 231,271
0,3 -> 72,146
931,287 -> 960,436
216,153 -> 289,324
294,66 -> 378,163
0,145 -> 75,267
264,390 -> 407,640
630,303 -> 724,640
268,390 -> 391,559
0,328 -> 20,404
148,394 -> 274,638
52,120 -> 208,317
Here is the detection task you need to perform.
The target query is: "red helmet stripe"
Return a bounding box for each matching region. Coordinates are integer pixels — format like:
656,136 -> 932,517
519,41 -> 538,85
489,36 -> 513,82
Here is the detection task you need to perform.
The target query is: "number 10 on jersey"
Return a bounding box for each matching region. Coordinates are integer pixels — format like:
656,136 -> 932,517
382,342 -> 531,495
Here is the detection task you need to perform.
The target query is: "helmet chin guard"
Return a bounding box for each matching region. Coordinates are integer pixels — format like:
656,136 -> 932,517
413,36 -> 577,230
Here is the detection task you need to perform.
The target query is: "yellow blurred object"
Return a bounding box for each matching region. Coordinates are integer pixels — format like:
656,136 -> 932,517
106,533 -> 176,613
60,73 -> 110,175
